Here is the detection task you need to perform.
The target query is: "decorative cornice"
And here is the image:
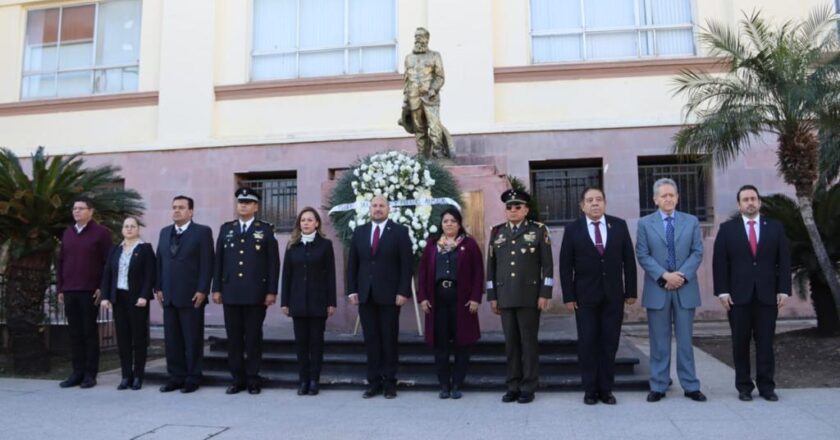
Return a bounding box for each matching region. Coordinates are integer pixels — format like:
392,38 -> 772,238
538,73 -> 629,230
215,72 -> 404,101
0,92 -> 159,116
494,57 -> 726,83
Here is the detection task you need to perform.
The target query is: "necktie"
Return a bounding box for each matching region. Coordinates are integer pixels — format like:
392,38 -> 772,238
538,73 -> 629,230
748,220 -> 758,257
593,221 -> 604,256
665,216 -> 676,271
176,226 -> 183,235
371,225 -> 381,255
241,223 -> 246,234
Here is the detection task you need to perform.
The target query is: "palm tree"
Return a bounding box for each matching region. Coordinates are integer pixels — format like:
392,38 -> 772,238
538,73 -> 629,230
760,186 -> 840,335
0,147 -> 143,374
673,5 -> 840,319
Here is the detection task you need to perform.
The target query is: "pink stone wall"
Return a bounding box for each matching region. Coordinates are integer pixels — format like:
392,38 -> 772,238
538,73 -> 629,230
71,126 -> 813,331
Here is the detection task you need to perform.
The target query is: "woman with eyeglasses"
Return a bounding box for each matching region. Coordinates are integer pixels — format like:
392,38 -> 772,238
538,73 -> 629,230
417,207 -> 484,399
100,216 -> 156,390
281,207 -> 337,396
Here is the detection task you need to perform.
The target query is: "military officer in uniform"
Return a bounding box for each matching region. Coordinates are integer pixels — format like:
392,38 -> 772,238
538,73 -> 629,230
486,189 -> 554,404
211,187 -> 280,395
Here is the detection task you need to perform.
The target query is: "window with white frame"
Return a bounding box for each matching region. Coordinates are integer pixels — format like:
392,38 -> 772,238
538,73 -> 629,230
21,0 -> 142,99
530,0 -> 695,63
251,0 -> 397,81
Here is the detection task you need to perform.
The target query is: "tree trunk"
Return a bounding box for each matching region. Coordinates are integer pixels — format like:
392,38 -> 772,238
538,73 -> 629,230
809,274 -> 840,336
4,251 -> 53,374
797,195 -> 840,322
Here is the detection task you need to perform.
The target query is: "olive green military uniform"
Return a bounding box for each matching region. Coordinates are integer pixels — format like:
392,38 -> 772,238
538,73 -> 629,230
486,219 -> 554,394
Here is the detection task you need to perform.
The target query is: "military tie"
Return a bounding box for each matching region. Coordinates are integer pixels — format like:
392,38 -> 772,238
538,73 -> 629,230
665,216 -> 676,271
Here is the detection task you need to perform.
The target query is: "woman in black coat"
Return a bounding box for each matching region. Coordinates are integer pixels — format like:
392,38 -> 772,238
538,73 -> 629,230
281,207 -> 336,396
100,216 -> 156,390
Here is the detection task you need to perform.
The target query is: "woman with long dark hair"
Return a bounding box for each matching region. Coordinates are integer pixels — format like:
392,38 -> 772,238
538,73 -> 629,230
417,207 -> 484,399
281,207 -> 336,396
100,216 -> 155,390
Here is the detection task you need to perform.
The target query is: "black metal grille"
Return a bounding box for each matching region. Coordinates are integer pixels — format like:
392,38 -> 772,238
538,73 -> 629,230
531,167 -> 602,225
241,177 -> 297,232
638,162 -> 711,221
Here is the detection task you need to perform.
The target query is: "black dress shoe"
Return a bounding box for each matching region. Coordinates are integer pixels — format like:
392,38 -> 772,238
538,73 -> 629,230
439,387 -> 451,399
760,391 -> 779,402
159,382 -> 183,393
646,391 -> 665,402
517,392 -> 535,404
59,375 -> 83,388
297,381 -> 310,396
117,378 -> 131,390
79,377 -> 97,389
684,390 -> 707,402
502,391 -> 520,403
308,380 -> 319,396
181,383 -> 199,393
738,391 -> 753,401
450,385 -> 462,400
247,384 -> 261,395
362,385 -> 382,399
383,385 -> 397,399
226,384 -> 245,395
131,378 -> 143,390
584,392 -> 599,405
600,392 -> 617,405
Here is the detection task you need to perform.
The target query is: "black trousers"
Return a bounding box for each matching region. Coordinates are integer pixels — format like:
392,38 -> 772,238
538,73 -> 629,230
728,297 -> 778,394
163,305 -> 205,385
500,307 -> 541,393
63,290 -> 100,379
223,304 -> 267,386
433,282 -> 470,388
113,290 -> 150,379
358,298 -> 400,387
574,298 -> 624,394
293,317 -> 327,383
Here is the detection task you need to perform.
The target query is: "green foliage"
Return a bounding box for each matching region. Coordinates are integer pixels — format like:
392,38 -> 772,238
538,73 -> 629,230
0,146 -> 145,261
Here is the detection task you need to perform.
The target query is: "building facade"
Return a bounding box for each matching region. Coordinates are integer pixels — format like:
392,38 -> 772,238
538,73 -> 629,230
0,0 -> 821,330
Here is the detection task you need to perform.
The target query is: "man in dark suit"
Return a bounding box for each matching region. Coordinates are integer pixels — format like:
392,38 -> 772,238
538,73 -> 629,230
713,185 -> 791,402
155,195 -> 214,393
560,187 -> 636,405
486,189 -> 554,404
212,188 -> 280,395
346,195 -> 413,399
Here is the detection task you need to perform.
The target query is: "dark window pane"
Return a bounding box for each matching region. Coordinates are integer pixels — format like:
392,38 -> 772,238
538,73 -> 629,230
638,160 -> 711,222
532,167 -> 602,225
241,177 -> 298,232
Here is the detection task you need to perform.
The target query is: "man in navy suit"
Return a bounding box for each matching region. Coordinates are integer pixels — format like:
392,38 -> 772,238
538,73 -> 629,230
155,195 -> 214,393
713,185 -> 791,402
636,178 -> 706,403
346,195 -> 413,399
559,187 -> 637,405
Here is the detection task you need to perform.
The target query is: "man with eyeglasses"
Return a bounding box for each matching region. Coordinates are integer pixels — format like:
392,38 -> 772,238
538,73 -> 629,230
486,189 -> 554,404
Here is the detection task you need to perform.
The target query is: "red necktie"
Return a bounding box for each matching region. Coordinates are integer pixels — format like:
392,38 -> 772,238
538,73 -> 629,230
371,225 -> 381,255
748,220 -> 757,257
593,221 -> 605,256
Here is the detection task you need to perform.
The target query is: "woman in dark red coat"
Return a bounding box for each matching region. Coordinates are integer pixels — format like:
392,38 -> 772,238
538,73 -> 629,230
417,207 -> 484,399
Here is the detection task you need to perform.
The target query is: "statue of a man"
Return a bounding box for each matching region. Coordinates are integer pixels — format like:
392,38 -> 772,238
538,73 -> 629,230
399,27 -> 454,159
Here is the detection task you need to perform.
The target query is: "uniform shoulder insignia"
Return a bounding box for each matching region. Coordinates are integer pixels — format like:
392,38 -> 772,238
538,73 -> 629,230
492,222 -> 505,232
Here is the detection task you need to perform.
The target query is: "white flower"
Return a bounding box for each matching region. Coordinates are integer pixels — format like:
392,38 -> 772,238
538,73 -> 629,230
349,220 -> 356,229
399,216 -> 408,223
429,225 -> 438,233
418,240 -> 427,248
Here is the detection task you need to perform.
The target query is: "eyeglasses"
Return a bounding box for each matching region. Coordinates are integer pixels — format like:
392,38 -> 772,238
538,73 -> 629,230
505,204 -> 524,211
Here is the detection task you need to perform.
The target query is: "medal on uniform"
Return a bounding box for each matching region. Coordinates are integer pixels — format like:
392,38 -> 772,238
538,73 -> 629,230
254,231 -> 264,240
494,235 -> 507,245
530,248 -> 536,253
521,248 -> 527,254
255,244 -> 261,251
524,232 -> 536,243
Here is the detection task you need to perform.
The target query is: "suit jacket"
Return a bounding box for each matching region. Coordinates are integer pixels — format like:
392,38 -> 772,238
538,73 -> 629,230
100,242 -> 156,304
346,220 -> 413,305
559,215 -> 637,304
281,234 -> 337,317
485,220 -> 554,308
636,211 -> 704,310
416,235 -> 484,347
211,219 -> 280,304
155,222 -> 214,308
713,216 -> 791,305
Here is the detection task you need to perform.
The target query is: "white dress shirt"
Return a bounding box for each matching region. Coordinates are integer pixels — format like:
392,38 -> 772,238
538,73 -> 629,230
239,217 -> 254,233
174,221 -> 192,234
586,216 -> 607,247
370,219 -> 388,244
117,240 -> 143,290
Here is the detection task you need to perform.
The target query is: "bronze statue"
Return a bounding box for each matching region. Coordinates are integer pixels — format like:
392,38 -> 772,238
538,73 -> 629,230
399,27 -> 454,159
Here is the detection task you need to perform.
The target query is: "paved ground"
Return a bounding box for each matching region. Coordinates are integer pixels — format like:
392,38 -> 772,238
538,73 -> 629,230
1,334 -> 838,440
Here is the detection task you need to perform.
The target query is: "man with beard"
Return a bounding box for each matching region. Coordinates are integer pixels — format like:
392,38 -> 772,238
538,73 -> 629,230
399,27 -> 453,159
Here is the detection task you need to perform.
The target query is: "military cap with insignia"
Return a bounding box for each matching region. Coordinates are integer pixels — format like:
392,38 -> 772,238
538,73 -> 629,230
236,187 -> 260,203
501,188 -> 530,205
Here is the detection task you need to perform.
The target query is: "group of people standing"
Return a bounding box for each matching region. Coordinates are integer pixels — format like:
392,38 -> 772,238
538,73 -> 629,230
54,179 -> 790,406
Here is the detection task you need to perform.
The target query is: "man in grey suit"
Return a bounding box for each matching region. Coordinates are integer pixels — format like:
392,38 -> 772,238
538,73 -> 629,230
636,178 -> 706,403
